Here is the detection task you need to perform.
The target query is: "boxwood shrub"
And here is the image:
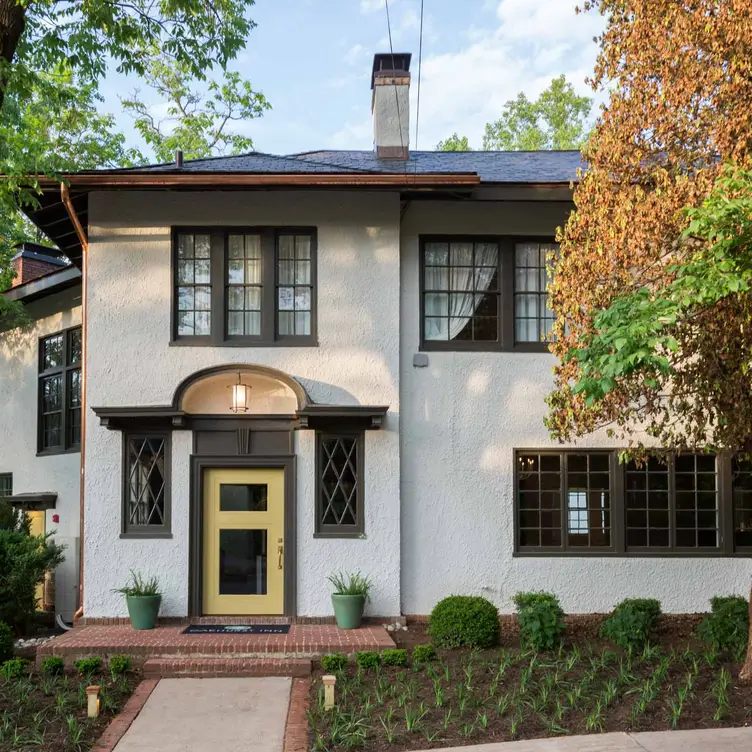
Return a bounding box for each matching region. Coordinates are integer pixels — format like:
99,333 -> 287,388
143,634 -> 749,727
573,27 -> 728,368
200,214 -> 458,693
321,653 -> 348,672
513,591 -> 565,651
41,656 -> 65,676
697,595 -> 749,660
381,649 -> 408,667
412,644 -> 436,664
600,598 -> 661,650
355,651 -> 381,669
428,595 -> 500,649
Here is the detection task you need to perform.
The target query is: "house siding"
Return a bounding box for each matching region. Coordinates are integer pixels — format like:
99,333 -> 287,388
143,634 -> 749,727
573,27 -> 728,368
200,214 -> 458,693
83,190 -> 402,618
0,289 -> 82,620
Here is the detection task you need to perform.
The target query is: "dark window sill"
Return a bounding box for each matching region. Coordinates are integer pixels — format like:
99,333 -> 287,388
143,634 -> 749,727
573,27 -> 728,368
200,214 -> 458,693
120,532 -> 173,539
514,549 -> 741,558
169,338 -> 319,348
313,531 -> 365,539
37,447 -> 81,458
420,342 -> 553,354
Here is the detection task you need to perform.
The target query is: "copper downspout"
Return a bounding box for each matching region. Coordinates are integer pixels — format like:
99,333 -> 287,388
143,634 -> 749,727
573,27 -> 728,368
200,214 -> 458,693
61,183 -> 88,621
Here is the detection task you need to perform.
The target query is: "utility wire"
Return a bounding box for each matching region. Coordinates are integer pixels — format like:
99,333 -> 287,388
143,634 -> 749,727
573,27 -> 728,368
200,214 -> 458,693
414,0 -> 424,164
384,0 -> 406,170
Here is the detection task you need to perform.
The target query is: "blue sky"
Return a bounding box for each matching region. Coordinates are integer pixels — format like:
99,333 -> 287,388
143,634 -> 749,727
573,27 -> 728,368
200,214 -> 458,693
101,0 -> 607,159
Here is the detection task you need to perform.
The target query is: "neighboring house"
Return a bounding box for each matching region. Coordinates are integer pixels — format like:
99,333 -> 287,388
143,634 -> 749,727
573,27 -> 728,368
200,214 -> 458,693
3,53 -> 751,624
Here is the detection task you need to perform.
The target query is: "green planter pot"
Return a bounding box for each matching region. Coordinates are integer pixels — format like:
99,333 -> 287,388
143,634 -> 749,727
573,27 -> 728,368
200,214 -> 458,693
331,594 -> 366,629
125,595 -> 162,630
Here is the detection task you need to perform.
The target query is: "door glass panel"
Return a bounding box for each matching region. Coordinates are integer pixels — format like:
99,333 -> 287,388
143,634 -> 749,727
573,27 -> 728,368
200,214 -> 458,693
219,530 -> 267,595
219,484 -> 268,512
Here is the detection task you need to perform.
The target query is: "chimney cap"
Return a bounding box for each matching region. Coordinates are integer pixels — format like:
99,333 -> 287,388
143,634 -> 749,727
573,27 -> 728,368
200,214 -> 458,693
175,149 -> 184,168
371,52 -> 412,89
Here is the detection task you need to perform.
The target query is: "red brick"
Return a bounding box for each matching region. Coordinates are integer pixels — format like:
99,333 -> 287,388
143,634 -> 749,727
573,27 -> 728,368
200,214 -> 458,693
284,678 -> 311,752
142,657 -> 311,678
89,679 -> 158,752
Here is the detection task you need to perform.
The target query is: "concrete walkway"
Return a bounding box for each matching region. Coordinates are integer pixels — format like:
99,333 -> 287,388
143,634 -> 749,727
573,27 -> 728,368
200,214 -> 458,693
113,677 -> 291,752
420,727 -> 752,752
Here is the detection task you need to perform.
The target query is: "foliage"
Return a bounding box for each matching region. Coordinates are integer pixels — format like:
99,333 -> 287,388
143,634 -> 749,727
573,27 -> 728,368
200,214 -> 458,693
354,651 -> 381,669
114,570 -> 161,597
428,595 -> 500,649
381,649 -> 408,667
412,644 -> 436,664
0,529 -> 64,631
328,571 -> 372,598
513,591 -> 565,652
482,75 -> 592,151
0,623 -> 12,664
41,656 -> 65,676
121,52 -> 269,163
600,599 -> 662,650
73,657 -> 102,675
321,653 -> 348,673
547,1 -> 752,458
108,655 -> 132,676
436,133 -> 470,151
698,596 -> 749,661
0,658 -> 26,681
0,500 -> 29,534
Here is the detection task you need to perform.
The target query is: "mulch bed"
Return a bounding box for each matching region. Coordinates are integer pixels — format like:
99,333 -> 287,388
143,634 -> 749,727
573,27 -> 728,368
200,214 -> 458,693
308,619 -> 752,751
0,665 -> 141,752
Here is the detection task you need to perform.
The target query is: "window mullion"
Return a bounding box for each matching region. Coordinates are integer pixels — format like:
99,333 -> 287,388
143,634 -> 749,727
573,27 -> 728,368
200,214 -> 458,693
500,239 -> 514,350
262,230 -> 276,342
210,231 -> 224,344
668,453 -> 676,552
560,453 -> 568,551
720,452 -> 733,554
612,453 -> 625,553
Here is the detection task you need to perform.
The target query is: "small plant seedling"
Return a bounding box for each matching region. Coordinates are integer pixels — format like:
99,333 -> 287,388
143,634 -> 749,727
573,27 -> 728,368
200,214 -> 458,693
379,713 -> 396,744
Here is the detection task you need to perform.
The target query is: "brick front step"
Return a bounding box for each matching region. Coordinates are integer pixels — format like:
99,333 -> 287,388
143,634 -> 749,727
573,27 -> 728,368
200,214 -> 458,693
143,657 -> 312,679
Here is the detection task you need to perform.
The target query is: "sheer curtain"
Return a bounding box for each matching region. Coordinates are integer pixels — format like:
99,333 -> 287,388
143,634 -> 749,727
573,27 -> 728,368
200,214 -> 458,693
425,243 -> 498,340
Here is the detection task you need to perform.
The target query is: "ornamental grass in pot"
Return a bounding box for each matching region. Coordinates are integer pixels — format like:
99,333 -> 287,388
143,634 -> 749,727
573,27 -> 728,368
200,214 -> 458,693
114,571 -> 162,630
329,571 -> 372,629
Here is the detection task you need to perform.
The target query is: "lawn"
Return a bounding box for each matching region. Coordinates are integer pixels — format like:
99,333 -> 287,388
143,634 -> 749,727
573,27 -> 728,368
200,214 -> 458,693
0,663 -> 140,752
308,626 -> 752,751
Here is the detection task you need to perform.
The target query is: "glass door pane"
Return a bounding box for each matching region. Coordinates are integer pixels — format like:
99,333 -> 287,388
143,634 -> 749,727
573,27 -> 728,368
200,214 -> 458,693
218,529 -> 268,595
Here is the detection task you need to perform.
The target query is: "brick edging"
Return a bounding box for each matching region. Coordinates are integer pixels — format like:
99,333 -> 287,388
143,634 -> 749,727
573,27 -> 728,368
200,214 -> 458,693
90,679 -> 159,752
283,677 -> 310,752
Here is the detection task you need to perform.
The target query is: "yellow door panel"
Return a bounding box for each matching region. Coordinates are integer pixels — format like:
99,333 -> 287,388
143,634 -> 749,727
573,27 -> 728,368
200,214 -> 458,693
203,469 -> 285,615
28,512 -> 45,609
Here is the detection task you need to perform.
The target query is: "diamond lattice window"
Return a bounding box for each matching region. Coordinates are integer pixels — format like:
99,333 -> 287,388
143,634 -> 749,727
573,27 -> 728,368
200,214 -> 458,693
317,434 -> 363,536
125,436 -> 170,534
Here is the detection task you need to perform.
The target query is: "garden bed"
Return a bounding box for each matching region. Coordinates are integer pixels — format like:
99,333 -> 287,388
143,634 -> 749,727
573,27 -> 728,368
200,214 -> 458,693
0,663 -> 141,752
308,624 -> 752,751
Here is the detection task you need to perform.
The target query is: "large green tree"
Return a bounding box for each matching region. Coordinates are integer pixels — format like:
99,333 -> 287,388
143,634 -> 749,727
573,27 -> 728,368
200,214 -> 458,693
436,133 -> 471,152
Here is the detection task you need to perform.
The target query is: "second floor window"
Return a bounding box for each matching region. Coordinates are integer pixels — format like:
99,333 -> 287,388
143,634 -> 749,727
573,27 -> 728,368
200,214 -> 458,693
38,326 -> 82,454
173,228 -> 317,346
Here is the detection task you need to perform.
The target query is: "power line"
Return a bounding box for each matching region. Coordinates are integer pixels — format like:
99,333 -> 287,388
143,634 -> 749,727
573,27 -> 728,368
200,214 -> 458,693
384,0 -> 406,167
415,0 -> 424,158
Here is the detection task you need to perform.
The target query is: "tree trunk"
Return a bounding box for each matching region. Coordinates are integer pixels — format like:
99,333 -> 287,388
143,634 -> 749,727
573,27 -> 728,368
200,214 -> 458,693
739,585 -> 752,683
0,0 -> 26,112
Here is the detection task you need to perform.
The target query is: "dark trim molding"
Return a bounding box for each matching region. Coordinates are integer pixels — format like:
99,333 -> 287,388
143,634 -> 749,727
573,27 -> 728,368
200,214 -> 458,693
5,492 -> 57,510
298,405 -> 388,430
189,454 -> 297,618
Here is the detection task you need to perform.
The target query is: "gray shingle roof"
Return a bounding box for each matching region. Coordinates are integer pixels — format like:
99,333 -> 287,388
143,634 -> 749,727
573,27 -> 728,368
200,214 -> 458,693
104,150 -> 584,184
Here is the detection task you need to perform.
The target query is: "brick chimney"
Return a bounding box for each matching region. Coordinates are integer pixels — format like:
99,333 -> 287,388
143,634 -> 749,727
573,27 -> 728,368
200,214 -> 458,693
371,52 -> 411,160
10,244 -> 69,288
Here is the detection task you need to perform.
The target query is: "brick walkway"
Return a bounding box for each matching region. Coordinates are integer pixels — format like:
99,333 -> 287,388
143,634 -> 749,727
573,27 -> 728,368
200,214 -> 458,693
38,624 -> 394,663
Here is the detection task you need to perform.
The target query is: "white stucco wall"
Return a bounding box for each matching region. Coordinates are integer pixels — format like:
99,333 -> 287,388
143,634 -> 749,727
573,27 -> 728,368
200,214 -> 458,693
84,190 -> 401,618
0,289 -> 82,620
399,199 -> 752,615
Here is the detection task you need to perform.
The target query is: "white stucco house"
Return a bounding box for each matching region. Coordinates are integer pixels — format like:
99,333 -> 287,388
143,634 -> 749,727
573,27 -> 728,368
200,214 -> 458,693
3,53 -> 751,625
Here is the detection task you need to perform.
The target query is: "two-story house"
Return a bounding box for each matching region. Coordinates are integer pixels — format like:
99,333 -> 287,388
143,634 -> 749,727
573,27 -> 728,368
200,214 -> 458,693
3,53 -> 751,625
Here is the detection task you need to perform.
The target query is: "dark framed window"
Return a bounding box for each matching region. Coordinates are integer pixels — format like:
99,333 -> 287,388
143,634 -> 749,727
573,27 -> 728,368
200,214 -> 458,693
0,474 -> 11,499
315,431 -> 364,538
419,236 -> 558,352
122,432 -> 171,537
172,227 -> 317,346
515,450 -> 746,557
38,326 -> 82,455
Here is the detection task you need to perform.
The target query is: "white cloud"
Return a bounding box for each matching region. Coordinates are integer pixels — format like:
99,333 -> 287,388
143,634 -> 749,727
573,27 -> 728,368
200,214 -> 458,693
360,0 -> 390,12
329,117 -> 373,149
344,43 -> 368,66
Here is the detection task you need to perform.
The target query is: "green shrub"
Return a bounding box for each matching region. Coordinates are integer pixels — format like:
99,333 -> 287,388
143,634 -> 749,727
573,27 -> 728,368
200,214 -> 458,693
381,649 -> 408,667
355,651 -> 381,669
0,622 -> 13,664
321,653 -> 348,672
74,657 -> 103,675
428,596 -> 500,649
0,529 -> 64,631
513,591 -> 565,651
412,644 -> 436,664
109,655 -> 131,675
1,658 -> 26,680
0,500 -> 30,533
698,595 -> 749,660
600,598 -> 662,650
41,656 -> 65,676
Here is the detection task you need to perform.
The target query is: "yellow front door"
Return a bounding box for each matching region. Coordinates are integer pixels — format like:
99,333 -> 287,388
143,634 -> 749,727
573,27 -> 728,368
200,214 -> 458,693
203,468 -> 285,615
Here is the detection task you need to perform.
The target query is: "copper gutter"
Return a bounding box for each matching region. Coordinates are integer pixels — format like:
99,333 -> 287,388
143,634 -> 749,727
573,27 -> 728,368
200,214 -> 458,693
61,182 -> 88,620
40,172 -> 480,189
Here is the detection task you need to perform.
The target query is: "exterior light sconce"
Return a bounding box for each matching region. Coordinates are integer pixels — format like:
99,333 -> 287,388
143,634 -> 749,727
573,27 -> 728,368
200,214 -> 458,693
229,372 -> 251,414
518,455 -> 535,480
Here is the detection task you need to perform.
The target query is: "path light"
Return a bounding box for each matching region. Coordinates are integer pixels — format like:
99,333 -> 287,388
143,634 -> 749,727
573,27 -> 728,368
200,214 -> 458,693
86,685 -> 101,718
229,372 -> 251,413
322,674 -> 337,710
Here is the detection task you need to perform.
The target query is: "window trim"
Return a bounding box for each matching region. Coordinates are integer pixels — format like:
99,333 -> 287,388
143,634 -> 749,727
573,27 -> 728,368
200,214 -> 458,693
170,227 -> 318,347
0,473 -> 12,499
314,429 -> 365,539
419,235 -> 556,353
513,449 -> 745,558
37,325 -> 82,456
121,430 -> 172,539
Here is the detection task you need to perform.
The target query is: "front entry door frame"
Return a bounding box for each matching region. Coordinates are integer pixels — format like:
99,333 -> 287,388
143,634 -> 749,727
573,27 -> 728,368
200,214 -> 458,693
189,455 -> 297,618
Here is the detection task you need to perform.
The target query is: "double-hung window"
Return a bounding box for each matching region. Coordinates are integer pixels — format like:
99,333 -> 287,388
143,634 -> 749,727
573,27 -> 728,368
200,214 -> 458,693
420,236 -> 557,351
173,228 -> 317,346
38,326 -> 82,454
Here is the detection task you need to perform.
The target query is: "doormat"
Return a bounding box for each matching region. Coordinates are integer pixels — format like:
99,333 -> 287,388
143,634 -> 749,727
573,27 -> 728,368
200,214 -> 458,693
183,624 -> 291,635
